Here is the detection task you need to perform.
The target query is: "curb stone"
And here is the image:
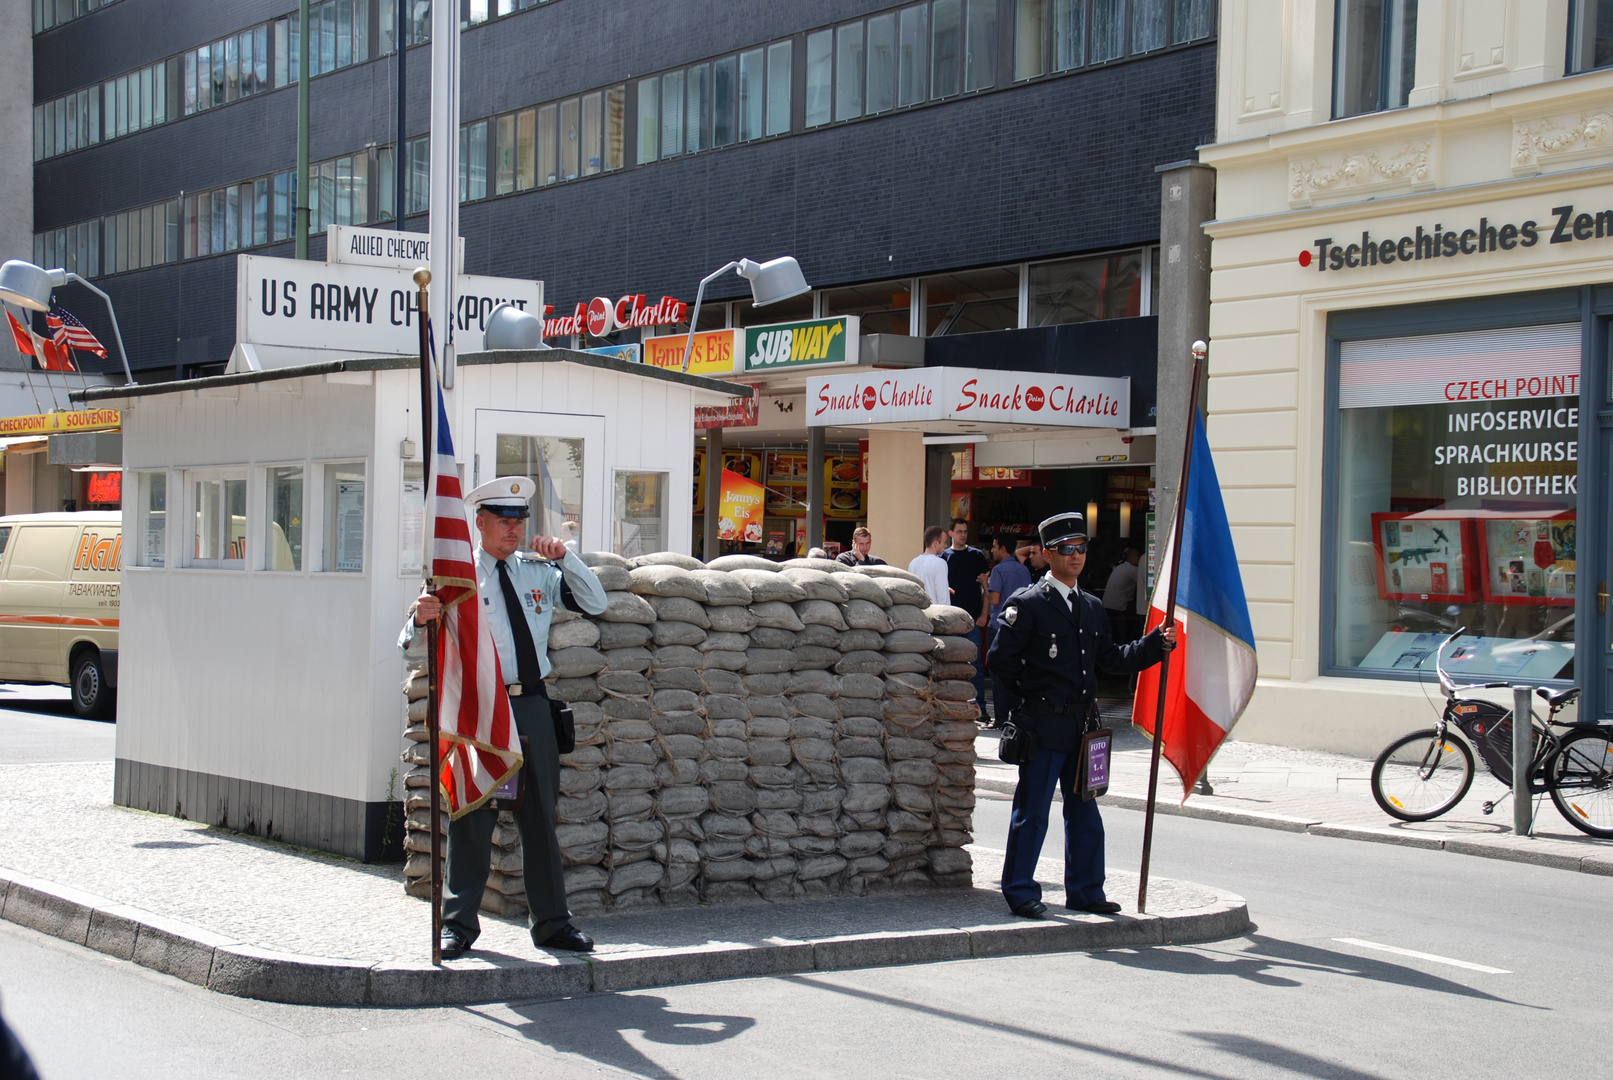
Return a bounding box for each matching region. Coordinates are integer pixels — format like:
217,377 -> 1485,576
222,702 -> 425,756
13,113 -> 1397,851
973,778 -> 1613,875
0,868 -> 1249,1008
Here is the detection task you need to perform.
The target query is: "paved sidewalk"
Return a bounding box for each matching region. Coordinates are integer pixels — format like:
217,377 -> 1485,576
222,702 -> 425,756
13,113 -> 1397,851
0,761 -> 1245,1007
975,702 -> 1613,875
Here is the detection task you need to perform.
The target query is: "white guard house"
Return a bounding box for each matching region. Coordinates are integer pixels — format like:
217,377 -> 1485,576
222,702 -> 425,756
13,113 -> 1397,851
75,347 -> 747,860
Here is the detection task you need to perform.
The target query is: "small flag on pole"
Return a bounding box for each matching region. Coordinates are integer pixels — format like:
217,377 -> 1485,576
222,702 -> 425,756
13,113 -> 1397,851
6,311 -> 36,361
1131,420 -> 1258,798
48,304 -> 108,358
8,309 -> 74,371
426,366 -> 522,818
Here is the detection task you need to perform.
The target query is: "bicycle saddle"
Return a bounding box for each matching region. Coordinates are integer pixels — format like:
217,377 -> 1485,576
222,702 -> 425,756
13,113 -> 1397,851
1535,686 -> 1581,707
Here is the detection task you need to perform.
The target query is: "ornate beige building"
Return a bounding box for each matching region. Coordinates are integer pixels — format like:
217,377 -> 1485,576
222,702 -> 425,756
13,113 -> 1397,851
1203,2 -> 1613,751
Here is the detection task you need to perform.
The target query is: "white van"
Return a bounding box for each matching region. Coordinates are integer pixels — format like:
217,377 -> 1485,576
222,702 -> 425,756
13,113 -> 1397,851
0,512 -> 121,718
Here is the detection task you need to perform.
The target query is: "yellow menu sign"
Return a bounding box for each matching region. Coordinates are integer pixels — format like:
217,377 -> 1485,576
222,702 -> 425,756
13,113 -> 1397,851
0,409 -> 121,437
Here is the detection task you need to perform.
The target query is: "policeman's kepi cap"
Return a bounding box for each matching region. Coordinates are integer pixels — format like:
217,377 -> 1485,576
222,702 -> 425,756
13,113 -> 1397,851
1038,512 -> 1087,547
466,476 -> 534,519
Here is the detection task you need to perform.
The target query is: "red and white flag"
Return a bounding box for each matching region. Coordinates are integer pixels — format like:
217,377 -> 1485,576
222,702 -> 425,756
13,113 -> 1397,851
427,366 -> 522,818
7,309 -> 73,371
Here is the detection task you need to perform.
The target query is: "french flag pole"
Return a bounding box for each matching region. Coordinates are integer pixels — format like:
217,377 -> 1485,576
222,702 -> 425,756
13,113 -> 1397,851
1133,339 -> 1259,912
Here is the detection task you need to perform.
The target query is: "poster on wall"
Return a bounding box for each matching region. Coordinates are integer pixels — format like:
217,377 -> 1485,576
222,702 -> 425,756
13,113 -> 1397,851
1370,513 -> 1477,602
718,469 -> 765,544
1479,514 -> 1576,606
825,454 -> 864,518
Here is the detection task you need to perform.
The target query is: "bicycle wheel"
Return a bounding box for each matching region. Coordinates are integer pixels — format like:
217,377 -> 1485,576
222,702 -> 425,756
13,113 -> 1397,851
1546,728 -> 1613,839
1371,729 -> 1475,822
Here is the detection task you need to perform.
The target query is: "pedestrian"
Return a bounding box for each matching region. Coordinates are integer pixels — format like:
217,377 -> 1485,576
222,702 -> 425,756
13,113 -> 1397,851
403,477 -> 609,959
941,518 -> 993,722
985,533 -> 1033,724
836,526 -> 887,567
907,525 -> 951,607
807,546 -> 829,559
1102,546 -> 1143,643
988,512 -> 1174,918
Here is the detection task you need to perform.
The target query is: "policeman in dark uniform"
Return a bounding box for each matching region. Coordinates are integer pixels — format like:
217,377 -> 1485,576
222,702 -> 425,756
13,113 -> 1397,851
987,511 -> 1175,917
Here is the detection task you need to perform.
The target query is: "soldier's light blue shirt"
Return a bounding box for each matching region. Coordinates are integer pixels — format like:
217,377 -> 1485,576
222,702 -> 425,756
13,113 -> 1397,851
400,547 -> 608,680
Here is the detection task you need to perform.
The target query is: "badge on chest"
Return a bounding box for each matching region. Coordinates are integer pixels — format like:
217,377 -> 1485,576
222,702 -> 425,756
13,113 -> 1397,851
1049,632 -> 1058,659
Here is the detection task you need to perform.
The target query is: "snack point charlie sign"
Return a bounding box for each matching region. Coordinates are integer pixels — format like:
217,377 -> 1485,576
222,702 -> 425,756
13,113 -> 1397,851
805,367 -> 1130,432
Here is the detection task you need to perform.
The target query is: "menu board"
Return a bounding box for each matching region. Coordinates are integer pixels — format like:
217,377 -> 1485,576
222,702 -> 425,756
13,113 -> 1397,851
825,454 -> 864,518
1370,513 -> 1477,602
766,452 -> 808,517
1480,514 -> 1575,607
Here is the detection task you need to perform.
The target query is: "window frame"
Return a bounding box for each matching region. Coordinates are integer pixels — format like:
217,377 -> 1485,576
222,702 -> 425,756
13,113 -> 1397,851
183,467 -> 249,571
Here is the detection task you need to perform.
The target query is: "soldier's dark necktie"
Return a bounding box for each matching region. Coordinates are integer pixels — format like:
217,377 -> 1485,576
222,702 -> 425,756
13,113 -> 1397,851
496,559 -> 543,688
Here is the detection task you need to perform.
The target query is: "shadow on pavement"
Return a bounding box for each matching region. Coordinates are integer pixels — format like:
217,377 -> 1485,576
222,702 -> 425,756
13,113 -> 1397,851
478,993 -> 755,1079
0,693 -> 82,720
1183,1032 -> 1396,1080
1089,934 -> 1544,1009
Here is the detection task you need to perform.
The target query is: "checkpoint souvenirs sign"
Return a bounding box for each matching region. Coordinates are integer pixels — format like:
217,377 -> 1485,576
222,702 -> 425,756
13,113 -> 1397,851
643,329 -> 744,377
744,316 -> 860,373
718,468 -> 766,543
0,409 -> 121,437
237,253 -> 543,362
805,366 -> 1130,432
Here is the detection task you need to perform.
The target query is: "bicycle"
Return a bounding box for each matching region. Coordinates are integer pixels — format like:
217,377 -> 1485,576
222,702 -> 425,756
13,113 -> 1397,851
1369,628 -> 1613,840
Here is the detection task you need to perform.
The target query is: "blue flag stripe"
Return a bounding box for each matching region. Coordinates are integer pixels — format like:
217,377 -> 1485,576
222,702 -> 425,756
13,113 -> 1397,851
1174,420 -> 1256,650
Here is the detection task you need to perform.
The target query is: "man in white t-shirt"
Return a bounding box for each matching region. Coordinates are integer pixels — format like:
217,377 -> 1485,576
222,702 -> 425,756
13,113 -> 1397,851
908,525 -> 951,607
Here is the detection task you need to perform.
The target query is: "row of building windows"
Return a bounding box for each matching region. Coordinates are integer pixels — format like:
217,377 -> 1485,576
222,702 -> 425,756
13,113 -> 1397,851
32,0 -> 117,34
33,58 -> 172,163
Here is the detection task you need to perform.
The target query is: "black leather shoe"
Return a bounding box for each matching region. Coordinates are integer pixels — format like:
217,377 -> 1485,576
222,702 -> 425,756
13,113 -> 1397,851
439,928 -> 471,959
1010,900 -> 1048,919
1070,900 -> 1123,915
539,923 -> 595,952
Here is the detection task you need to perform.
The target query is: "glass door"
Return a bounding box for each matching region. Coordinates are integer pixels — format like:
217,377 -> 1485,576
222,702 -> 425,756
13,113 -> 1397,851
474,410 -> 606,554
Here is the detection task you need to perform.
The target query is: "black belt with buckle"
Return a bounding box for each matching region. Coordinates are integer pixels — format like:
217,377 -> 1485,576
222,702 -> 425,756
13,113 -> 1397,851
1027,698 -> 1081,716
507,683 -> 525,697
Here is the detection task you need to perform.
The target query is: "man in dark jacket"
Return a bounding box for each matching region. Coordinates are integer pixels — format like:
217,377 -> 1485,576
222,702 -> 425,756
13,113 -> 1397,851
988,512 -> 1174,918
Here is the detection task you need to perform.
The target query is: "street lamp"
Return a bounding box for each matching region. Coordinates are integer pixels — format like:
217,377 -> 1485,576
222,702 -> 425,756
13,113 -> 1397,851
680,256 -> 809,373
0,259 -> 133,385
483,302 -> 549,351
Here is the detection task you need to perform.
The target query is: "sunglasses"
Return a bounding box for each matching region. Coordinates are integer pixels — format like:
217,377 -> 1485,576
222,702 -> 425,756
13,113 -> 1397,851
1052,541 -> 1089,556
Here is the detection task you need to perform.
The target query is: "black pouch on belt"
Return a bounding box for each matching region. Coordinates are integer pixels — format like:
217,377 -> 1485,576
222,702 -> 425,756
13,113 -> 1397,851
550,698 -> 576,755
997,710 -> 1038,766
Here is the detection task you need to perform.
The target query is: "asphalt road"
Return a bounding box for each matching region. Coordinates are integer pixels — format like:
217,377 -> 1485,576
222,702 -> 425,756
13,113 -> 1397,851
2,689 -> 1608,1080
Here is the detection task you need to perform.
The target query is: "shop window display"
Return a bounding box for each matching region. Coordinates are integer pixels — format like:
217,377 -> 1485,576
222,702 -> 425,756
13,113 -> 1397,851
1332,324 -> 1579,681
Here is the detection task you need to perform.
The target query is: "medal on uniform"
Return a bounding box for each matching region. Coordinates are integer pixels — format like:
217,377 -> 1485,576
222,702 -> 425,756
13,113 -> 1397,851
529,587 -> 543,613
1049,633 -> 1058,659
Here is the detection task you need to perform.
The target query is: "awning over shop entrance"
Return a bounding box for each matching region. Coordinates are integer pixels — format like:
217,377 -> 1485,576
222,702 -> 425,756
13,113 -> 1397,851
803,366 -> 1130,437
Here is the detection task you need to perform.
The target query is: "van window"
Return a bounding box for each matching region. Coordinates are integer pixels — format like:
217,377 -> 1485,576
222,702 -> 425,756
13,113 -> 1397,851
70,526 -> 123,578
5,526 -> 76,582
0,525 -> 10,558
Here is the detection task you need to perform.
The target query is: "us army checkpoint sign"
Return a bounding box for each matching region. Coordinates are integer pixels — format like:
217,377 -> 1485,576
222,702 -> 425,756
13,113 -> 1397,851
236,253 -> 543,363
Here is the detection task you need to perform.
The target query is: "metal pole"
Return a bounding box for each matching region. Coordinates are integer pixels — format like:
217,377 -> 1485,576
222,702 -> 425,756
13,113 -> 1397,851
703,426 -> 723,562
415,268 -> 443,966
395,0 -> 407,231
806,425 -> 826,552
1137,339 -> 1207,914
680,261 -> 740,372
65,274 -> 133,385
1513,683 -> 1533,837
295,0 -> 311,259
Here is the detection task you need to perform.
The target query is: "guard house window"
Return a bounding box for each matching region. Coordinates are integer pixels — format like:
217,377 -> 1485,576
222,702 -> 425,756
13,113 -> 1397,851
1334,0 -> 1418,119
1569,1 -> 1613,72
1329,324 -> 1580,681
266,465 -> 304,571
614,472 -> 669,558
323,463 -> 366,573
189,472 -> 247,569
498,436 -> 584,547
134,472 -> 166,568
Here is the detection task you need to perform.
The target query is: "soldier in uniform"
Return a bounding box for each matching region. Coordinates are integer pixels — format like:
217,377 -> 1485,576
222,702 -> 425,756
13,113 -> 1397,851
987,511 -> 1175,918
403,476 -> 608,958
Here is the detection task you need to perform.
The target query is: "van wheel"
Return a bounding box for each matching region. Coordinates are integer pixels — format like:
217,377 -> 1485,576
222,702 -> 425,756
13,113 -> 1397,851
71,651 -> 114,720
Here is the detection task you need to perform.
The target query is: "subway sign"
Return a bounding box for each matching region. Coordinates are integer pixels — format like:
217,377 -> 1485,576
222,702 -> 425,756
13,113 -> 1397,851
744,316 -> 860,372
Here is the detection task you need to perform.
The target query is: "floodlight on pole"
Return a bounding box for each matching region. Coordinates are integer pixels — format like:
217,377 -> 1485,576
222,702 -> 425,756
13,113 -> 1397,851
0,259 -> 134,385
483,302 -> 549,351
680,256 -> 810,373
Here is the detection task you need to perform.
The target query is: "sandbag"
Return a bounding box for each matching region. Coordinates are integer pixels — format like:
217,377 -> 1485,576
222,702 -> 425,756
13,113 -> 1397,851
647,595 -> 711,627
629,564 -> 709,601
628,551 -> 705,570
692,569 -> 753,605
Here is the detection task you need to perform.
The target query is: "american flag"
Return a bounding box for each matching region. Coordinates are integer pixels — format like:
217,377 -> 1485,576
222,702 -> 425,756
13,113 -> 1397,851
427,365 -> 521,817
47,304 -> 108,359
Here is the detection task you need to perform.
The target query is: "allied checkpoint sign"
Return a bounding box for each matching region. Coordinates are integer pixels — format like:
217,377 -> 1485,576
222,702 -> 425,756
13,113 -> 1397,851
236,253 -> 543,367
804,366 -> 1130,435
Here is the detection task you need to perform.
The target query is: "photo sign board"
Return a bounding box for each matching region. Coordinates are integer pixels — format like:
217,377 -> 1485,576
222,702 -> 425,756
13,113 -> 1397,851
236,254 -> 543,363
805,366 -> 1130,431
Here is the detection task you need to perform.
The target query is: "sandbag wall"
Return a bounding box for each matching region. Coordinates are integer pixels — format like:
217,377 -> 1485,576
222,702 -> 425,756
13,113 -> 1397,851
402,553 -> 979,915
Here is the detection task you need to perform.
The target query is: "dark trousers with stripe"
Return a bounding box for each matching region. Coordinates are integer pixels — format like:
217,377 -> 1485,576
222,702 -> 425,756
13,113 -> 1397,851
1001,746 -> 1107,909
443,691 -> 571,945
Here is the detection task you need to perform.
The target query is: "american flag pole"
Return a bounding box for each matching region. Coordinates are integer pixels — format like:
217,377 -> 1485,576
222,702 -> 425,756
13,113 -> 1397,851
413,267 -> 444,967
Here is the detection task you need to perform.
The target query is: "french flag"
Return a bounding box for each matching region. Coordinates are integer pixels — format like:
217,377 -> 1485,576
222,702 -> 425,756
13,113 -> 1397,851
1131,420 -> 1258,798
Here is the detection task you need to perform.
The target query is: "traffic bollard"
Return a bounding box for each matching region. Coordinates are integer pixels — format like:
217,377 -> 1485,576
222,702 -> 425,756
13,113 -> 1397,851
1513,683 -> 1532,837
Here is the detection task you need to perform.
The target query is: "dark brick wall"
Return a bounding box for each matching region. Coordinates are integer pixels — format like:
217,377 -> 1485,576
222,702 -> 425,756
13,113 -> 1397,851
34,0 -> 1215,371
